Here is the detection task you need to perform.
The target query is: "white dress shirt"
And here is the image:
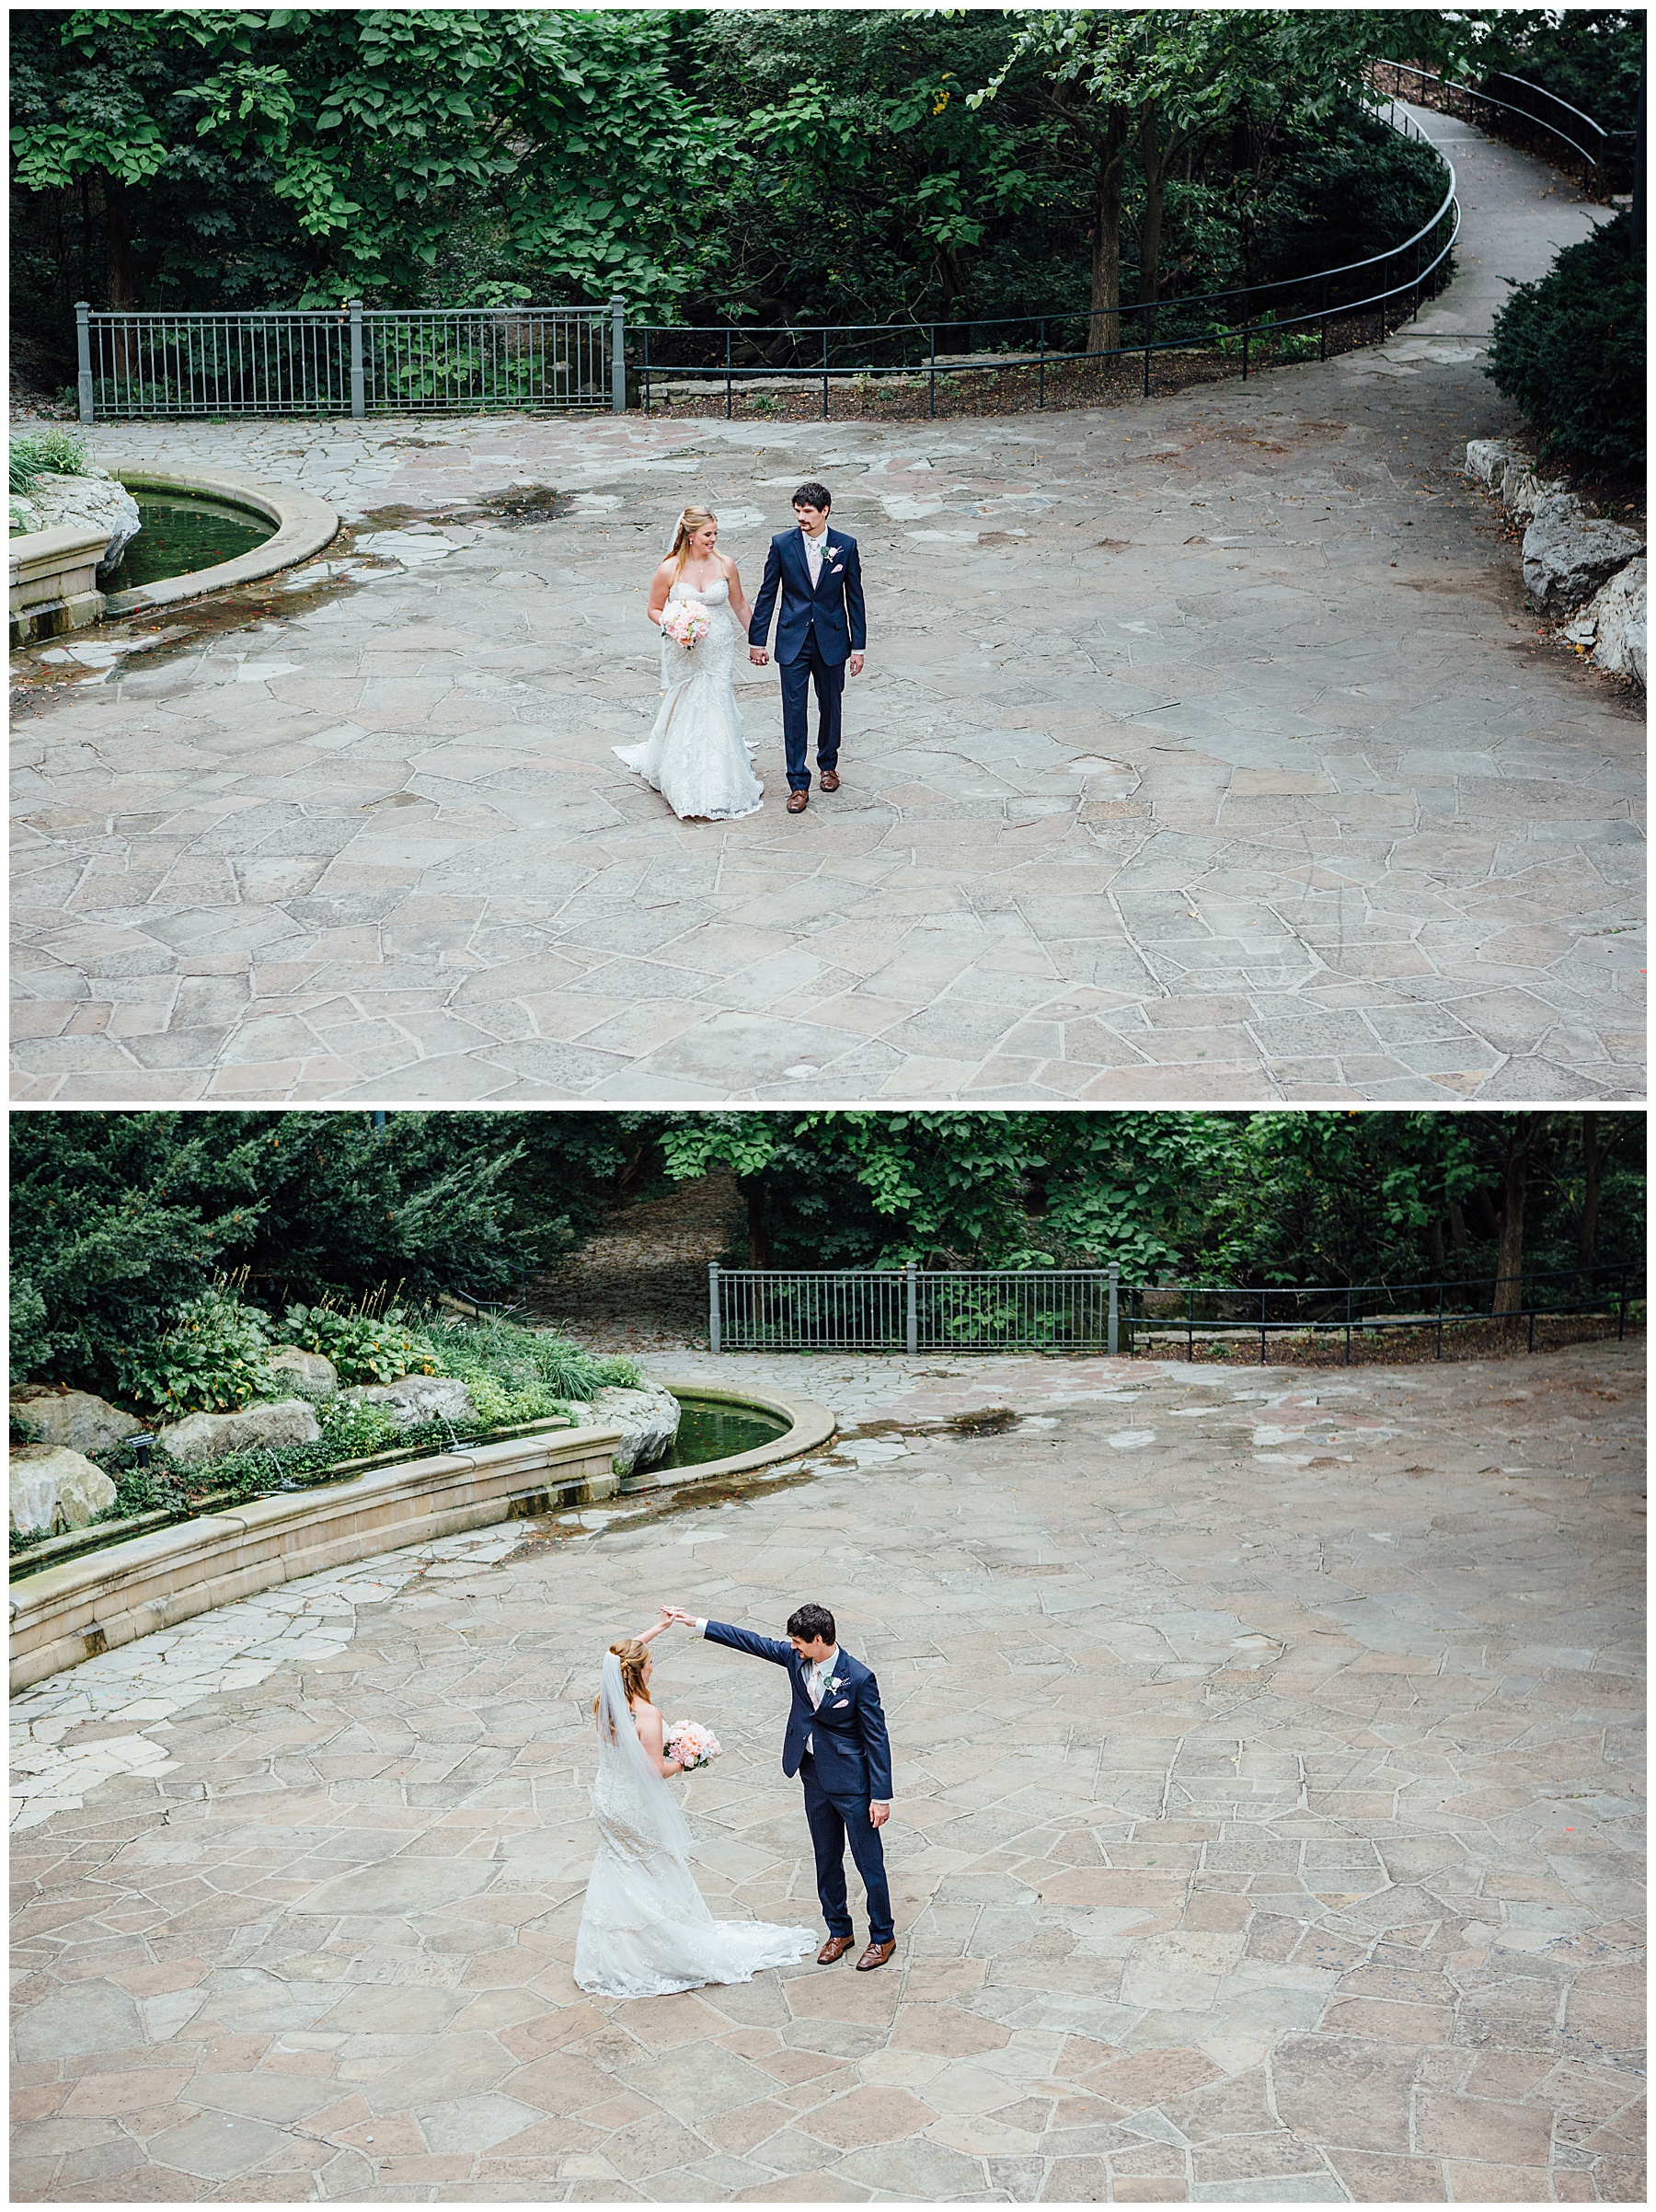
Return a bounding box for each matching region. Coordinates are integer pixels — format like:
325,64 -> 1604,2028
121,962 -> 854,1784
801,525 -> 825,585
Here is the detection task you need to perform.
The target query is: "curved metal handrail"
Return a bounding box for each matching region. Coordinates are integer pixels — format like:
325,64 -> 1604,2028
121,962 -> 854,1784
637,99 -> 1458,413
1377,56 -> 1604,176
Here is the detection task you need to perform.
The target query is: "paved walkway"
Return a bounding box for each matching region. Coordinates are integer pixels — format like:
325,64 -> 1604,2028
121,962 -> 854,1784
10,1342 -> 1644,2202
11,116 -> 1640,1104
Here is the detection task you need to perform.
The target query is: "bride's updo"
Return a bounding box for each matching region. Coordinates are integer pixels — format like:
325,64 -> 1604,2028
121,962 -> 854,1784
668,506 -> 721,575
593,1636 -> 653,1715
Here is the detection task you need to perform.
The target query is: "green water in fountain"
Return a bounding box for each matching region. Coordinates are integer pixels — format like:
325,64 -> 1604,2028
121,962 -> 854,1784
102,493 -> 274,591
657,1394 -> 790,1469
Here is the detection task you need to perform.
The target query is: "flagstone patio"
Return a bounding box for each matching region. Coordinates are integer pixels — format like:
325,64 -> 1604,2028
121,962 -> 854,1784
11,1340 -> 1644,2202
9,112 -> 1640,1105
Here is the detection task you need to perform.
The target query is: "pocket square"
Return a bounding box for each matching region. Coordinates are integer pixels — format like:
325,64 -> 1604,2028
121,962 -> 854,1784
831,1698 -> 850,1708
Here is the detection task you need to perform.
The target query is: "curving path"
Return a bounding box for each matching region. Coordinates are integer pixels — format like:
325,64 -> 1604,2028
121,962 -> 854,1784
10,117 -> 1639,1105
10,1342 -> 1643,2202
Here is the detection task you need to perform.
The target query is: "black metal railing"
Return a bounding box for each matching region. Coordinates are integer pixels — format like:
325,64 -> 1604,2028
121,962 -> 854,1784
707,1262 -> 1636,1362
635,93 -> 1456,419
76,299 -> 626,422
1374,58 -> 1632,192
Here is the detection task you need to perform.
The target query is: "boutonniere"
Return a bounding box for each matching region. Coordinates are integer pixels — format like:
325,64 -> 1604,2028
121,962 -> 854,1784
825,1674 -> 844,1696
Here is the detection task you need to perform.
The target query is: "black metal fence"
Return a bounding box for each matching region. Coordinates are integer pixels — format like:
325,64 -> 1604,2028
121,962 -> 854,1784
76,299 -> 625,421
708,1262 -> 1636,1363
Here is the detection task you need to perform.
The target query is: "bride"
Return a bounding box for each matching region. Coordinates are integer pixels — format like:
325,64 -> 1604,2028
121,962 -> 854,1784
573,1615 -> 814,1999
613,507 -> 765,822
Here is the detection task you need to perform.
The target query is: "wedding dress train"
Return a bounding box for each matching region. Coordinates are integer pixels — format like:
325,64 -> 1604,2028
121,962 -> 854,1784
573,1654 -> 813,1999
613,577 -> 765,822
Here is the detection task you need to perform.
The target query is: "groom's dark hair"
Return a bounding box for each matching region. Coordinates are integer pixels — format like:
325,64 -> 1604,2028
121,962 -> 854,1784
792,481 -> 831,513
787,1603 -> 835,1644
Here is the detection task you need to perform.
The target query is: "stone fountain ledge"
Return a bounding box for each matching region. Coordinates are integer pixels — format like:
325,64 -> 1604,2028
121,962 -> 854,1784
7,1382 -> 834,1696
100,467 -> 340,615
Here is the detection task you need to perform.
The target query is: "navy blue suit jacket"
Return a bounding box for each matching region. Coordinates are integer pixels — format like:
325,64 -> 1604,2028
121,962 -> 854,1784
703,1621 -> 892,1803
747,527 -> 867,666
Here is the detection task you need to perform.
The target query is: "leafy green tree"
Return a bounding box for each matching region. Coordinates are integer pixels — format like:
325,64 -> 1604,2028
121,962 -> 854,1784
1486,210 -> 1644,478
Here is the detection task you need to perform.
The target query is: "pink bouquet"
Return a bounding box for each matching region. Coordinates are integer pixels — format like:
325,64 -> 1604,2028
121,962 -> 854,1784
660,601 -> 710,651
665,1721 -> 722,1771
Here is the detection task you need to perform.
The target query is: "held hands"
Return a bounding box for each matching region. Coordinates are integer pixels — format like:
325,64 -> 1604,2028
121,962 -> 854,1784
748,646 -> 769,665
661,1604 -> 697,1628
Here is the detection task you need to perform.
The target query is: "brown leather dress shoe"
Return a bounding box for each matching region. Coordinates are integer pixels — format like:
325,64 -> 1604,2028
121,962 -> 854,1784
819,769 -> 840,791
818,1935 -> 856,1964
787,789 -> 809,813
856,1940 -> 896,1972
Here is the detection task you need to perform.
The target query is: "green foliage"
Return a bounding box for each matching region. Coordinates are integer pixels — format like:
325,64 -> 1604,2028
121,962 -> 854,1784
1486,212 -> 1645,476
115,1286 -> 274,1416
1471,9 -> 1644,136
280,1301 -> 439,1387
422,1313 -> 641,1416
9,1110 -> 626,1396
10,427 -> 92,492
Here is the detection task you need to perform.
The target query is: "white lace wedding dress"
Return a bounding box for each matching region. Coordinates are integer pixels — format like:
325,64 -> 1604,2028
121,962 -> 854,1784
573,1654 -> 814,2000
613,577 -> 765,822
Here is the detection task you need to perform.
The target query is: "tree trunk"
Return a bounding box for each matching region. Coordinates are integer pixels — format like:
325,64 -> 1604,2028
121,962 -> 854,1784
743,1179 -> 769,1269
1087,109 -> 1130,356
1576,1112 -> 1604,1269
1427,1215 -> 1446,1274
1492,1131 -> 1534,1316
1447,1200 -> 1469,1253
1139,101 -> 1165,308
103,173 -> 136,308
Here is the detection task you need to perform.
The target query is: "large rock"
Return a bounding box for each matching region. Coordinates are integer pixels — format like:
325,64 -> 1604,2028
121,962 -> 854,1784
569,1384 -> 681,1478
339,1376 -> 476,1431
1522,495 -> 1644,616
11,467 -> 142,577
1563,555 -> 1647,685
11,1446 -> 117,1536
1465,437 -> 1528,489
267,1345 -> 339,1399
10,1387 -> 137,1458
1500,464 -> 1553,523
159,1398 -> 322,1469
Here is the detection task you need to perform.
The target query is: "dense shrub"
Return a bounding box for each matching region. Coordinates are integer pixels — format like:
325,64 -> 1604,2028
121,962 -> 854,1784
116,1288 -> 275,1417
280,1302 -> 440,1387
9,426 -> 91,492
1486,212 -> 1645,475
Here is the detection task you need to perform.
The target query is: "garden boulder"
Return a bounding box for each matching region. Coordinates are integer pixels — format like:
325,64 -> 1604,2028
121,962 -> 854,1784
11,467 -> 142,577
569,1384 -> 681,1479
267,1346 -> 339,1399
10,1445 -> 117,1536
1522,495 -> 1644,616
340,1376 -> 476,1430
159,1398 -> 322,1469
1562,555 -> 1647,685
1464,437 -> 1528,490
10,1387 -> 137,1458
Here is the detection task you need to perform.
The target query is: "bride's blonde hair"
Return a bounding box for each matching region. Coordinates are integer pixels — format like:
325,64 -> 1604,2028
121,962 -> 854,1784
669,506 -> 725,578
593,1636 -> 653,1719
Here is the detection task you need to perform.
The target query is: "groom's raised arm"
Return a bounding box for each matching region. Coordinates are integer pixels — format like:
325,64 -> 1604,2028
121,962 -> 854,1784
748,538 -> 783,648
702,1619 -> 794,1667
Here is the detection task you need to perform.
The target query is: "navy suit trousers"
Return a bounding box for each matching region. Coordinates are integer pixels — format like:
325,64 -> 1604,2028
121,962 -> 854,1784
778,633 -> 844,790
801,1753 -> 893,1944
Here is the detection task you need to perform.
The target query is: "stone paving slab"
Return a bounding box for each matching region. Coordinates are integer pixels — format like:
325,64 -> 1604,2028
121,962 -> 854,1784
10,1341 -> 1644,2201
9,119 -> 1641,1104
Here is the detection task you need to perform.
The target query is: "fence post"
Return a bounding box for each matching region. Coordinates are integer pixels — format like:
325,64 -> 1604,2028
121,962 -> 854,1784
1436,1280 -> 1444,1360
1038,317 -> 1046,409
349,300 -> 364,419
929,324 -> 937,419
708,1262 -> 720,1355
609,296 -> 627,414
75,302 -> 95,422
1617,1267 -> 1627,1340
1108,1263 -> 1119,1357
1346,1285 -> 1353,1366
905,1262 -> 918,1357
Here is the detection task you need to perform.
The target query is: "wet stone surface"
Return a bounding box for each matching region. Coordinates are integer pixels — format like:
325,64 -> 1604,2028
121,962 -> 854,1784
10,1342 -> 1644,2202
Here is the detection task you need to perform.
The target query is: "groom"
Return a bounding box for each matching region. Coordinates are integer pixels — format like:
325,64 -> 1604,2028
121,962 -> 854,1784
665,1601 -> 895,1968
747,481 -> 867,815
